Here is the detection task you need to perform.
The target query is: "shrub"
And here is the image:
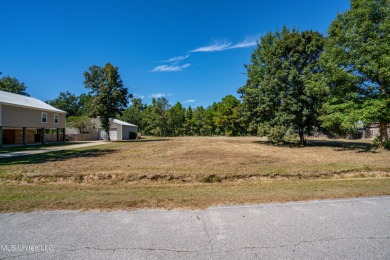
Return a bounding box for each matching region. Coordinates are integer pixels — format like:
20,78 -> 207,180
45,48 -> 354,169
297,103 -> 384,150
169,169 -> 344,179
384,140 -> 390,150
372,136 -> 390,150
258,124 -> 299,144
201,174 -> 222,183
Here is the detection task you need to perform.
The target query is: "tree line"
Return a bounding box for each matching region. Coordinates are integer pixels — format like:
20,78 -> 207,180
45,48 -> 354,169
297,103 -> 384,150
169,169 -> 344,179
44,90 -> 245,137
119,95 -> 244,137
1,0 -> 388,147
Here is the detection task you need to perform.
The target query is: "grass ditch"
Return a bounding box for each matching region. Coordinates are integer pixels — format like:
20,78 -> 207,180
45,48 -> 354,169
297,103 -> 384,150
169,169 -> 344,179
1,170 -> 389,184
0,178 -> 389,212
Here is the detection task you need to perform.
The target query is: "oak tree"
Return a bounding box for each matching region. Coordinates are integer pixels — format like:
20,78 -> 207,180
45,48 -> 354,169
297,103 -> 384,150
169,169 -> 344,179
239,28 -> 325,144
83,63 -> 130,141
320,0 -> 390,142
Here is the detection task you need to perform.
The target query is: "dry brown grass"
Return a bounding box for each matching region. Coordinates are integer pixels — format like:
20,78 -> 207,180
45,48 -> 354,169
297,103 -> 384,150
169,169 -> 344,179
1,137 -> 390,212
1,178 -> 389,212
1,136 -> 389,183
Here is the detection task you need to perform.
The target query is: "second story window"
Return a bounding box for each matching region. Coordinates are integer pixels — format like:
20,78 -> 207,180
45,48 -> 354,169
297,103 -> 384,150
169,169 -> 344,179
54,114 -> 59,124
41,112 -> 47,123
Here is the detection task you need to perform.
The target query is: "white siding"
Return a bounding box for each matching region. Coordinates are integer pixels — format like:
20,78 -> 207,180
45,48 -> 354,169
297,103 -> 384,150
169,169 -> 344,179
99,128 -> 118,141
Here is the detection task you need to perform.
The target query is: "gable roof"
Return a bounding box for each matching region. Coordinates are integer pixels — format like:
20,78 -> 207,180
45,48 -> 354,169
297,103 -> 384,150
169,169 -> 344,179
112,118 -> 138,127
0,90 -> 66,113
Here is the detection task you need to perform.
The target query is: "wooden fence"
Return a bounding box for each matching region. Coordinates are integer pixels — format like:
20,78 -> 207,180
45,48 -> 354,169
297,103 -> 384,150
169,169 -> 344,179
45,133 -> 98,142
44,134 -> 65,142
66,133 -> 99,141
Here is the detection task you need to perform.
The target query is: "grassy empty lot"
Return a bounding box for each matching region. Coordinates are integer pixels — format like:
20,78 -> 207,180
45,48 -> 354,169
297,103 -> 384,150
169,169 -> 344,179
0,137 -> 389,211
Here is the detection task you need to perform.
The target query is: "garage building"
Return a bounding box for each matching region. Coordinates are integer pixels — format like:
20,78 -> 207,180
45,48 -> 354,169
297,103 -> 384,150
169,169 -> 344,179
95,118 -> 139,141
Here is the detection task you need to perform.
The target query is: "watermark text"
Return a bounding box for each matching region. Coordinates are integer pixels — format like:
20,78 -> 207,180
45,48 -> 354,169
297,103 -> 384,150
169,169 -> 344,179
0,244 -> 53,252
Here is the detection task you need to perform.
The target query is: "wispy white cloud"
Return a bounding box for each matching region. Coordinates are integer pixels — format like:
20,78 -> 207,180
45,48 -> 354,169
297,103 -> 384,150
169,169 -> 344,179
190,40 -> 231,53
151,63 -> 191,72
133,93 -> 145,99
165,54 -> 190,62
190,36 -> 258,53
183,99 -> 195,104
151,93 -> 165,98
151,54 -> 191,72
227,37 -> 257,49
149,93 -> 173,99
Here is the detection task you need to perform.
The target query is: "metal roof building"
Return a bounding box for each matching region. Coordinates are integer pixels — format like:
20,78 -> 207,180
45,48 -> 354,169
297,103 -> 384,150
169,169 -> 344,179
0,90 -> 66,146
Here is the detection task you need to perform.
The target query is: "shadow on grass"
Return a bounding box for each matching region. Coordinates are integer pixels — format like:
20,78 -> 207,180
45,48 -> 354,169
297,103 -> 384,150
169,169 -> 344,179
253,139 -> 374,153
307,140 -> 373,151
115,138 -> 171,143
0,142 -> 84,154
0,148 -> 117,166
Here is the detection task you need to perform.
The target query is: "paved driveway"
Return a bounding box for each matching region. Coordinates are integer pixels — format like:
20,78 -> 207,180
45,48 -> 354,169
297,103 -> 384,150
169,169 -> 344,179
0,196 -> 389,259
0,141 -> 107,159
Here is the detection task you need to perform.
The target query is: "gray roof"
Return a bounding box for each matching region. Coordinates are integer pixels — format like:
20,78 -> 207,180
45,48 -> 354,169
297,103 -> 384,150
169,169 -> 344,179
0,90 -> 66,113
112,118 -> 138,127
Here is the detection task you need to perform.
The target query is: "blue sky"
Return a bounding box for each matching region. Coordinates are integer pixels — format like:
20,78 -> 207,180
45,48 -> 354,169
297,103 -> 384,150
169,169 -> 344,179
1,0 -> 350,107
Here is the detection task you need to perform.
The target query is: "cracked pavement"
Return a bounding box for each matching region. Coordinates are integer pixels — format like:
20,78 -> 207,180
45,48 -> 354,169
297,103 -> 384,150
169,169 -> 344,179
0,196 -> 389,259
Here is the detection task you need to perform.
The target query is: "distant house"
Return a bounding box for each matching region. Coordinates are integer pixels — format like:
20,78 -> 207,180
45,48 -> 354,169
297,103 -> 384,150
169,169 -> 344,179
362,123 -> 390,139
66,117 -> 139,141
0,90 -> 66,146
94,117 -> 139,141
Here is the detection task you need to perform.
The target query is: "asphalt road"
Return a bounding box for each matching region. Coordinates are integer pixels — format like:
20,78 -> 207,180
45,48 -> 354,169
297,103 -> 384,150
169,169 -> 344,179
0,196 -> 389,259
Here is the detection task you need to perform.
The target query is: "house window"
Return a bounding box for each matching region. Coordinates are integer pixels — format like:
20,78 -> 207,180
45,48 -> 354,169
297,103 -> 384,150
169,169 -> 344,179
41,112 -> 47,123
54,114 -> 59,124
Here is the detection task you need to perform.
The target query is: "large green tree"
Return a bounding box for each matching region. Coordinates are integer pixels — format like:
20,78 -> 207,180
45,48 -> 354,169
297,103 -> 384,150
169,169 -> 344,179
169,102 -> 186,136
47,91 -> 81,117
48,92 -> 92,117
142,97 -> 170,136
183,106 -> 193,136
120,98 -> 146,131
0,74 -> 29,96
78,93 -> 93,116
239,28 -> 325,144
83,63 -> 130,141
192,106 -> 206,136
212,95 -> 241,136
320,0 -> 390,142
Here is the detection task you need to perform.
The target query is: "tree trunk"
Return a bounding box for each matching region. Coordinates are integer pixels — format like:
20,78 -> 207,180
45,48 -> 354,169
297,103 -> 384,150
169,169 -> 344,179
100,116 -> 111,141
105,126 -> 111,141
299,129 -> 305,145
379,84 -> 388,142
379,121 -> 389,142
